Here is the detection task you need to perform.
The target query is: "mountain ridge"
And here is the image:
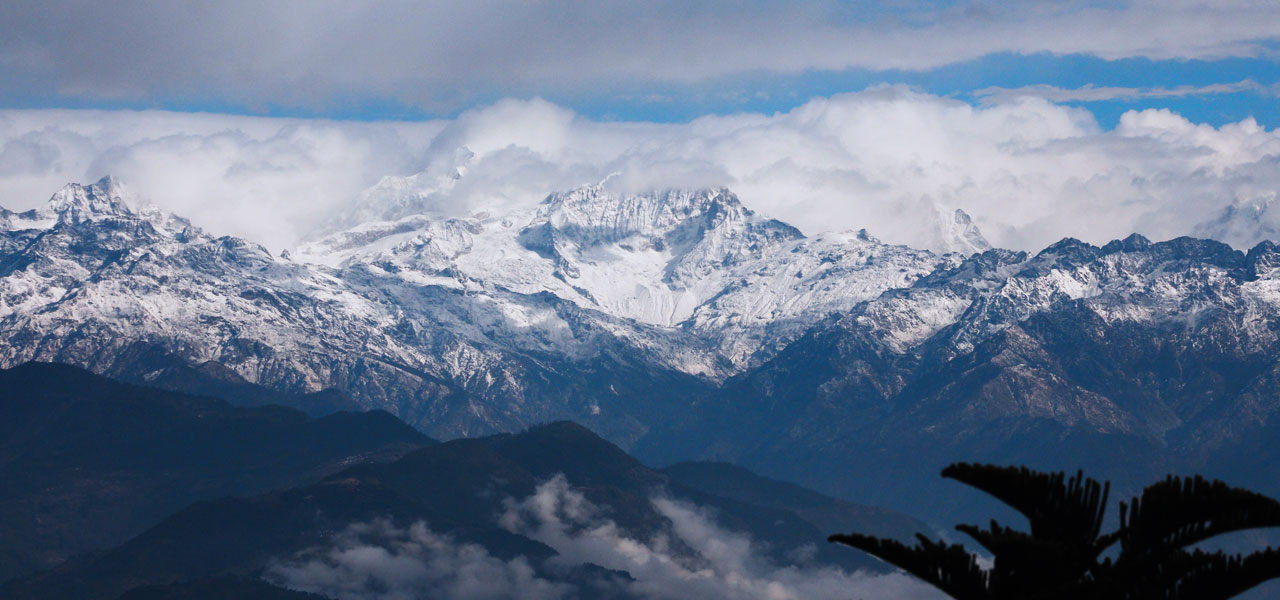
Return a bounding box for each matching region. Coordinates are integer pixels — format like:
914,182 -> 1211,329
0,416 -> 924,600
8,177 -> 1280,535
0,361 -> 431,582
0,178 -> 974,442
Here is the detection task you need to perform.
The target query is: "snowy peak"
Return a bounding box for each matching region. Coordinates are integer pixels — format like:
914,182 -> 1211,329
1248,241 -> 1280,277
520,185 -> 804,285
946,209 -> 992,254
926,207 -> 991,256
28,176 -> 202,241
1193,196 -> 1280,251
295,182 -> 946,365
534,187 -> 793,247
846,231 -> 1280,359
46,176 -> 136,224
330,147 -> 475,231
1,176 -> 173,235
508,186 -> 814,328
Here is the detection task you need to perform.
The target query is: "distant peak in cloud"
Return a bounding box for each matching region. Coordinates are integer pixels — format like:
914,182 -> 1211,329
42,176 -> 137,225
932,208 -> 992,256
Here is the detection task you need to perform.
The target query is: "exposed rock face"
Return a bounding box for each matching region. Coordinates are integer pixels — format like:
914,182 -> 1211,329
645,234 -> 1280,519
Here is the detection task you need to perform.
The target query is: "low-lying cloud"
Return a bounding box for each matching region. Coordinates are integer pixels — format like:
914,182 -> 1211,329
268,475 -> 943,600
499,475 -> 943,600
266,519 -> 570,600
4,90 -> 1280,253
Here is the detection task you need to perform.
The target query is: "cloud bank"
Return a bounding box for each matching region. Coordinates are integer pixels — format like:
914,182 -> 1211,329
4,90 -> 1280,253
266,519 -> 570,600
3,2 -> 1279,112
0,110 -> 442,245
268,476 -> 943,600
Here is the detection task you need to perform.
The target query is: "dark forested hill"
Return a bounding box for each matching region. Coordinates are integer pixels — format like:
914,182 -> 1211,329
0,362 -> 432,582
2,421 -> 926,600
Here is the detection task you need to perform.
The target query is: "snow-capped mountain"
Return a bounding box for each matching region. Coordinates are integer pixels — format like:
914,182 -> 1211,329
0,179 -> 689,439
10,175 -> 1280,519
929,206 -> 992,256
0,177 -> 953,441
325,147 -> 475,231
648,232 -> 1280,520
1194,195 -> 1280,251
299,184 -> 954,367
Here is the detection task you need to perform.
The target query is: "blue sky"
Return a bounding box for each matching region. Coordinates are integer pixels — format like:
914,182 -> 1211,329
3,51 -> 1276,129
564,53 -> 1280,128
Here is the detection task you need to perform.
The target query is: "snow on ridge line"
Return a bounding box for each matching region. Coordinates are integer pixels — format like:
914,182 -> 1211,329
7,176 -> 1280,438
294,182 -> 961,363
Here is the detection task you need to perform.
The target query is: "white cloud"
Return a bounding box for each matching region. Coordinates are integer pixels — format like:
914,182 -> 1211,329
973,80 -> 1280,104
2,2 -> 1279,111
267,476 -> 943,600
498,475 -> 945,600
266,519 -> 571,600
0,109 -> 443,248
5,90 -> 1280,252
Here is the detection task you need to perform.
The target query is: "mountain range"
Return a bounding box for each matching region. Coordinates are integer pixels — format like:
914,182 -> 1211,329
0,177 -> 968,445
6,176 -> 1280,538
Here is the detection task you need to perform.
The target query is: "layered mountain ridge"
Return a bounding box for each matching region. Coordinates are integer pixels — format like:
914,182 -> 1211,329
0,176 -> 971,438
0,362 -> 430,582
0,366 -> 928,597
7,176 -> 1280,526
643,231 -> 1280,520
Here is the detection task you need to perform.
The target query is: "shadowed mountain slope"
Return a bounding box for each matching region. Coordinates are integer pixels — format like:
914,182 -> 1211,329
0,362 -> 433,582
2,421 -> 919,600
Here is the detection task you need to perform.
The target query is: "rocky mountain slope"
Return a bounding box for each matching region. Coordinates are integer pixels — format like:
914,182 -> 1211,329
8,176 -> 1280,532
642,234 -> 1280,521
298,184 -> 957,368
0,178 -> 956,443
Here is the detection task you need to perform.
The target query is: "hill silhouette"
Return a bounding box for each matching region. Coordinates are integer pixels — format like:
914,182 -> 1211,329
0,362 -> 432,582
3,420 -> 918,599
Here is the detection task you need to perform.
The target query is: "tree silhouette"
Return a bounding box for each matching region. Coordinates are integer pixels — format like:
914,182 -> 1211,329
829,463 -> 1280,599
